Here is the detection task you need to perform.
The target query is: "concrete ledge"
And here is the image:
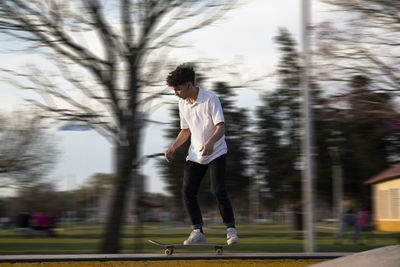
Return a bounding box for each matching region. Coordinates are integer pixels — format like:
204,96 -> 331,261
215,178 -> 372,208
0,253 -> 350,263
2,247 -> 397,266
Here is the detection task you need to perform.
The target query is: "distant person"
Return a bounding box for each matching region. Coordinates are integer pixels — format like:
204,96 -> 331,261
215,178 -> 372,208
16,212 -> 31,228
48,216 -> 57,237
33,212 -> 51,234
16,212 -> 33,237
334,203 -> 355,244
164,64 -> 238,245
352,205 -> 375,245
291,200 -> 303,231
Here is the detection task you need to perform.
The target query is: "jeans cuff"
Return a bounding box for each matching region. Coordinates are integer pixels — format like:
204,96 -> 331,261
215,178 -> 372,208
192,223 -> 204,229
224,222 -> 235,228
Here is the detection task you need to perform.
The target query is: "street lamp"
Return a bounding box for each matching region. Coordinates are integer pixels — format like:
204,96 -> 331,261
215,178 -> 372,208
328,146 -> 343,222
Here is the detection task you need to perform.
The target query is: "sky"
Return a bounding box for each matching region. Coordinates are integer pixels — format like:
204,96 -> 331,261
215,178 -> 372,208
0,0 -> 336,195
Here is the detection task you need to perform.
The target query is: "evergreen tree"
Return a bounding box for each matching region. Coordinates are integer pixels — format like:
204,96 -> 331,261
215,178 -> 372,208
255,28 -> 302,208
312,83 -> 340,205
212,82 -> 250,214
256,27 -> 400,211
256,28 -> 337,209
331,75 -> 400,202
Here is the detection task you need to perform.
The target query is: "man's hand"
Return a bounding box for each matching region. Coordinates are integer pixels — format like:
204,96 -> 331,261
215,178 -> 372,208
200,141 -> 214,156
165,146 -> 175,162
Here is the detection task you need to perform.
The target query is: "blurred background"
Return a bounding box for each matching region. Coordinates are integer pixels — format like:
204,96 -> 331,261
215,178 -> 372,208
0,0 -> 399,254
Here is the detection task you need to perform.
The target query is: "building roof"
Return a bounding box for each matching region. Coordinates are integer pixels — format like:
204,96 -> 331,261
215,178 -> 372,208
365,163 -> 400,184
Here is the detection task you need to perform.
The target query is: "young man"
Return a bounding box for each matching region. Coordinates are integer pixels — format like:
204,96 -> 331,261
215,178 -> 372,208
165,64 -> 239,245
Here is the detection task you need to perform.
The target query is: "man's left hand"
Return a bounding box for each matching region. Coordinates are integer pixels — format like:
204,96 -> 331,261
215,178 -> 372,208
200,142 -> 214,156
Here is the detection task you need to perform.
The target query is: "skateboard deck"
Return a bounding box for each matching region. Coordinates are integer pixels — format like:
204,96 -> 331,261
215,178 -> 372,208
148,239 -> 226,255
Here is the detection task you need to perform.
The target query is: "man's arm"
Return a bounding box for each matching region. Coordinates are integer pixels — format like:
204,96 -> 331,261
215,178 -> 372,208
165,128 -> 191,162
200,122 -> 225,156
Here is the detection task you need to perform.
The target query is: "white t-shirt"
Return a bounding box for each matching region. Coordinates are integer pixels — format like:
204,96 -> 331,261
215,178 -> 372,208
179,87 -> 228,164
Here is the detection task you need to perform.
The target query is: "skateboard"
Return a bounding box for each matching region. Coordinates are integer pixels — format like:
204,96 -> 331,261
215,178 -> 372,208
148,239 -> 226,255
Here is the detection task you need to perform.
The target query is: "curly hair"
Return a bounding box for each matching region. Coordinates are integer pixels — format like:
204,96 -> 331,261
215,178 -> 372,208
166,64 -> 195,87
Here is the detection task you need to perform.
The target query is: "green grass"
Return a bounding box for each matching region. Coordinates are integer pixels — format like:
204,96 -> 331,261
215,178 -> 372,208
0,223 -> 398,255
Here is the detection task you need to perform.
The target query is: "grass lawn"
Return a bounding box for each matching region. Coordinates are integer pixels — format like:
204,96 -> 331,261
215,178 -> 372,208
0,222 -> 398,255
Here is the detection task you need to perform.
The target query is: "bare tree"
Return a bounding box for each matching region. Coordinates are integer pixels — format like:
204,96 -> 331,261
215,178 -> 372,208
0,111 -> 58,189
0,0 -> 238,253
316,0 -> 400,95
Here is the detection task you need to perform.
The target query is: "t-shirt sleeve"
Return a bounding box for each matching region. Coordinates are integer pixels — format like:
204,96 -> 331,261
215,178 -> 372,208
210,95 -> 225,125
179,102 -> 189,129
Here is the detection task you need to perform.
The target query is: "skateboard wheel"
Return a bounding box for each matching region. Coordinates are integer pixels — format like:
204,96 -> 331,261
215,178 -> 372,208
165,248 -> 173,255
215,247 -> 223,255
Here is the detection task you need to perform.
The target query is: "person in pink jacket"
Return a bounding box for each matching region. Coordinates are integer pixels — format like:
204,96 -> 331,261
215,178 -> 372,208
33,212 -> 50,231
352,205 -> 375,244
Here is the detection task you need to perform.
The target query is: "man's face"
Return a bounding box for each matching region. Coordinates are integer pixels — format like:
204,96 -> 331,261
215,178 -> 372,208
172,82 -> 190,99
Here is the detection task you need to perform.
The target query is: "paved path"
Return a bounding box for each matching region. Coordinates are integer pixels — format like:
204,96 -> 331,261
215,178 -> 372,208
309,245 -> 400,267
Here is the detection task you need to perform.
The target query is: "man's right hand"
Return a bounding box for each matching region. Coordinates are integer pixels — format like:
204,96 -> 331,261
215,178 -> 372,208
165,146 -> 175,163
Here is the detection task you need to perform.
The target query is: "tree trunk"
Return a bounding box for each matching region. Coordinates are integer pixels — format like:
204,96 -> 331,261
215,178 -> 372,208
100,145 -> 133,253
131,166 -> 144,252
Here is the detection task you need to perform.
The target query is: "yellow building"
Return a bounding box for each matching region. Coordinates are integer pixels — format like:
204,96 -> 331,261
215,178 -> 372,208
365,163 -> 400,231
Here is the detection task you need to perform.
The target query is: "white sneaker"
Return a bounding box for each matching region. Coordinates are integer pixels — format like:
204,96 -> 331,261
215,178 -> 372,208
227,228 -> 238,245
183,229 -> 206,245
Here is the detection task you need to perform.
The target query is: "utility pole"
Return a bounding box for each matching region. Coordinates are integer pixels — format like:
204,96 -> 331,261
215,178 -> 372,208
300,0 -> 315,253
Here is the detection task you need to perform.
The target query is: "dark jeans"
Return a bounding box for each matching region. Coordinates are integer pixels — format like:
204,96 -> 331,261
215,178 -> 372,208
182,154 -> 235,229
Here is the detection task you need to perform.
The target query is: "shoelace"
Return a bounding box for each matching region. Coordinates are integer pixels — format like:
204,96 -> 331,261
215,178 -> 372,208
227,230 -> 236,239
